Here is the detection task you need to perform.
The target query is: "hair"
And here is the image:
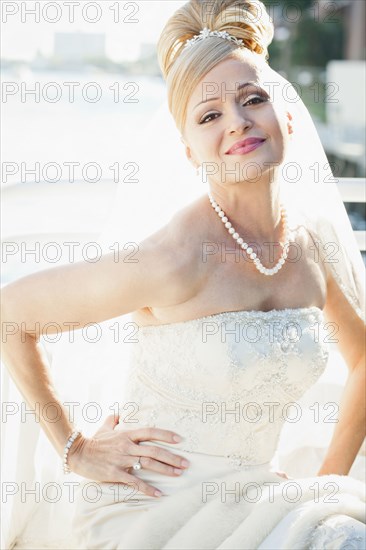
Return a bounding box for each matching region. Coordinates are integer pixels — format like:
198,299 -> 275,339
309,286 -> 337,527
157,0 -> 275,135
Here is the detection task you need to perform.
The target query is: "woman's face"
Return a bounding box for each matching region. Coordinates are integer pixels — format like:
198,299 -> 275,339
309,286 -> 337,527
183,56 -> 293,184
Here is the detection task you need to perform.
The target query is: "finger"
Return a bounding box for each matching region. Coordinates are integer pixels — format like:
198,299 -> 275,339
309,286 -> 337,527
129,427 -> 181,444
130,443 -> 189,469
275,471 -> 288,479
127,455 -> 185,477
118,471 -> 163,498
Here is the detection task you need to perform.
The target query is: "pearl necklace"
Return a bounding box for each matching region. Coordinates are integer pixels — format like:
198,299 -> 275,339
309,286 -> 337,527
208,193 -> 290,276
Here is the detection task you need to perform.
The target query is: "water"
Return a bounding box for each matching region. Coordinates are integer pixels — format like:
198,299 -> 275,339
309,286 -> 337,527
2,69 -> 167,187
1,69 -> 169,285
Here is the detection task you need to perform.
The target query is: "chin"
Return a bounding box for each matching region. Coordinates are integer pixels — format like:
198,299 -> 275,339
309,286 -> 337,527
224,157 -> 275,183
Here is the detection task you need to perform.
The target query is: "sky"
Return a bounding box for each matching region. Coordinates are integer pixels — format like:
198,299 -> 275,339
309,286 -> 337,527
1,1 -> 187,62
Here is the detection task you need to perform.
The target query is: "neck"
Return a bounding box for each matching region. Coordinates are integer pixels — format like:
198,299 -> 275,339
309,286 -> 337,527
208,180 -> 284,243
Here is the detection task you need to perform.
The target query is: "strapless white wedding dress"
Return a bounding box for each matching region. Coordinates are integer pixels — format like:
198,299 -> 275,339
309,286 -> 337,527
72,307 -> 365,549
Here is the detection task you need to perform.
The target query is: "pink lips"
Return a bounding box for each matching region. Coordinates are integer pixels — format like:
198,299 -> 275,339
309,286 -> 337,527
225,137 -> 266,155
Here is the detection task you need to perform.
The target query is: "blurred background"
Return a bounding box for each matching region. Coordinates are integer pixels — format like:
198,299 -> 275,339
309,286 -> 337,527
1,0 -> 365,285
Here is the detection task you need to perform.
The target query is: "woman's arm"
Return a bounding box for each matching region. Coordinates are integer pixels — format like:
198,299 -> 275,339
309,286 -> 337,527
317,268 -> 366,476
0,237 -> 185,458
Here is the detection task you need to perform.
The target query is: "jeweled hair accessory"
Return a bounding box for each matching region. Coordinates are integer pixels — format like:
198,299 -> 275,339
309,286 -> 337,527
184,27 -> 244,50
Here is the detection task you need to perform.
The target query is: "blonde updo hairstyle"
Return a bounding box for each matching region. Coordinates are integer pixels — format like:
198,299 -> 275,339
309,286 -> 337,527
157,0 -> 275,136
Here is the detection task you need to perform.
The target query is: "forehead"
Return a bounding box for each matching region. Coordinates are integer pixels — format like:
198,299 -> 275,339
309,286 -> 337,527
187,57 -> 266,109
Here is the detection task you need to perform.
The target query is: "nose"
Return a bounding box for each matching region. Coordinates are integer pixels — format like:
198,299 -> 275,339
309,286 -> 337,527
227,107 -> 253,135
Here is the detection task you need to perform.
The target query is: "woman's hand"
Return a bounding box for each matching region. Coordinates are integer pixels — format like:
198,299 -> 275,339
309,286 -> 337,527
67,415 -> 189,498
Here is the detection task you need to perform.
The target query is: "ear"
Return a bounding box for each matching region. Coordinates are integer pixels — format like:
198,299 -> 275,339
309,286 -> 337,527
286,111 -> 294,135
180,136 -> 200,169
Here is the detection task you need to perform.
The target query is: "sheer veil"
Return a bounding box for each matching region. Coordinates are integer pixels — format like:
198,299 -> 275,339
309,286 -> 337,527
98,66 -> 366,321
2,14 -> 366,550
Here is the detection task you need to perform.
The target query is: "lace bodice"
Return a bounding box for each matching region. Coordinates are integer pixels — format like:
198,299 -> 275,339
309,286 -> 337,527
116,307 -> 330,470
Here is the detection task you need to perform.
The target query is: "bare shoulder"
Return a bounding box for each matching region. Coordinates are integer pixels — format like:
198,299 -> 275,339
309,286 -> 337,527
297,222 -> 328,284
141,193 -> 210,285
134,195 -> 210,312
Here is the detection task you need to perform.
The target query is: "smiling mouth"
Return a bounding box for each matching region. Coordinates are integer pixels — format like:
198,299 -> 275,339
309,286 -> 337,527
226,139 -> 266,155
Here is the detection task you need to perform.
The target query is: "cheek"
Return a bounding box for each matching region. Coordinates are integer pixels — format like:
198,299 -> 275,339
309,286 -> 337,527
267,117 -> 288,153
261,103 -> 288,139
194,132 -> 220,157
259,110 -> 288,162
266,111 -> 283,135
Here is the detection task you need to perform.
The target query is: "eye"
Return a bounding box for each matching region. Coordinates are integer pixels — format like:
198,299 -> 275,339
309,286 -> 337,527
242,94 -> 267,107
199,112 -> 220,124
199,94 -> 268,125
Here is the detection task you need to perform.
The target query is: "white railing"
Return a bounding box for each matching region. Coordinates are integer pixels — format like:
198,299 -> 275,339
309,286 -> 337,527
337,177 -> 366,251
1,178 -> 365,256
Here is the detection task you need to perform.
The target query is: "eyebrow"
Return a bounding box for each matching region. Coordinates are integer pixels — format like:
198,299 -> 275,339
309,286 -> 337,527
193,81 -> 260,110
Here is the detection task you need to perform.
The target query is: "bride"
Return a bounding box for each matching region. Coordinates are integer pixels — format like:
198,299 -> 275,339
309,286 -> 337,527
2,1 -> 365,548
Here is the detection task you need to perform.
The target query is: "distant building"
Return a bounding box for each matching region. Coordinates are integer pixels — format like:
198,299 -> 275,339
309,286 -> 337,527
326,60 -> 366,175
54,32 -> 106,62
131,42 -> 160,76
